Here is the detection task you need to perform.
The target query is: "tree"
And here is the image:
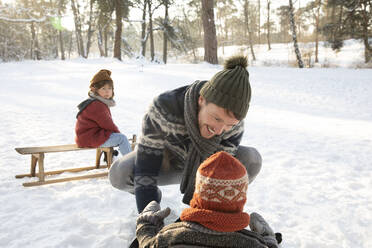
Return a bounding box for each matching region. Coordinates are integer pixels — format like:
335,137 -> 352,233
113,0 -> 123,60
289,0 -> 304,68
113,0 -> 130,60
303,0 -> 322,63
266,0 -> 272,50
85,0 -> 95,58
324,0 -> 371,63
57,0 -> 66,60
162,0 -> 169,63
201,0 -> 218,64
277,5 -> 291,43
243,0 -> 256,60
257,0 -> 261,44
97,0 -> 114,57
71,0 -> 86,58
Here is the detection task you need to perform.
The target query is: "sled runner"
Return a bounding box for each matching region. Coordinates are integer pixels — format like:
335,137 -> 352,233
15,135 -> 136,187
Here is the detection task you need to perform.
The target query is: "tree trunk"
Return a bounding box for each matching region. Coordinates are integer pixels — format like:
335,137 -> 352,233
148,0 -> 155,61
315,0 -> 321,63
85,0 -> 94,58
244,0 -> 256,61
163,0 -> 169,64
289,0 -> 304,68
267,0 -> 271,50
97,30 -> 105,57
58,23 -> 66,60
201,0 -> 218,64
30,22 -> 35,59
58,1 -> 65,60
30,22 -> 41,60
68,32 -> 73,59
257,0 -> 261,44
71,0 -> 85,58
183,8 -> 197,62
104,25 -> 109,56
361,2 -> 371,63
141,0 -> 147,57
114,0 -> 123,60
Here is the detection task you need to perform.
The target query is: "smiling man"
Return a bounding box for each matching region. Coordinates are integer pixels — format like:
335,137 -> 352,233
109,56 -> 262,213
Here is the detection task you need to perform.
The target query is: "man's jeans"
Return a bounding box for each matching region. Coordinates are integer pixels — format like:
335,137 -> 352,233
108,146 -> 262,194
100,132 -> 131,156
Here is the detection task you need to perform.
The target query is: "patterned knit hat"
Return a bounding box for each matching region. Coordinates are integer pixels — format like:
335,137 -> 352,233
90,69 -> 113,88
200,56 -> 251,120
180,151 -> 250,232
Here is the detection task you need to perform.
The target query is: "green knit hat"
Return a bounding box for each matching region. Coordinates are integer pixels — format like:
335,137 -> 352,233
200,56 -> 251,120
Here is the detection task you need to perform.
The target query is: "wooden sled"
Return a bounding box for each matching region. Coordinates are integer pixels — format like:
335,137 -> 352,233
15,134 -> 136,187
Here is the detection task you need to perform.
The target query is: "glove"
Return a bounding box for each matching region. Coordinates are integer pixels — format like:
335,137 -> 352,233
137,201 -> 171,230
249,212 -> 279,248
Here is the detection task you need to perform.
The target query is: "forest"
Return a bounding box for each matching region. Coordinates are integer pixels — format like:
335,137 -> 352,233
0,0 -> 371,66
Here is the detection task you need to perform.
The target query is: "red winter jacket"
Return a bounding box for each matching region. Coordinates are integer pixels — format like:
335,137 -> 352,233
75,100 -> 120,148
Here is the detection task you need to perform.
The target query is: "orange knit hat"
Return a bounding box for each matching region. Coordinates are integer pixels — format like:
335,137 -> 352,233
180,151 -> 250,232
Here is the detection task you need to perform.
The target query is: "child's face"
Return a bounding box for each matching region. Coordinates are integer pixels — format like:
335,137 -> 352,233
96,84 -> 113,99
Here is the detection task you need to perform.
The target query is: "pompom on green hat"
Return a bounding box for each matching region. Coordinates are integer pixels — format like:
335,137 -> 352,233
200,56 -> 251,120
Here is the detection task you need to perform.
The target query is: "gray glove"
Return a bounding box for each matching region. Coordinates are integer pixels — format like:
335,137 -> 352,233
137,201 -> 171,230
249,212 -> 279,248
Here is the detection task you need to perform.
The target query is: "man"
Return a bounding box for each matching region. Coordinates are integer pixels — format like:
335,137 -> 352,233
109,55 -> 262,213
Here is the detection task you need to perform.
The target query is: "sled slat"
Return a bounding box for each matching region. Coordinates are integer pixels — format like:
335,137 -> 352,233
23,172 -> 108,187
15,165 -> 109,178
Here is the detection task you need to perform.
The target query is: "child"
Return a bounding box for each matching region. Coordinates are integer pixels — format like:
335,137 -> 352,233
75,69 -> 131,156
134,151 -> 281,248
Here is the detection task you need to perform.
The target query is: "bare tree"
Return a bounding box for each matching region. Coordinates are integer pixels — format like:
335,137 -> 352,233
148,0 -> 155,61
201,0 -> 218,64
257,0 -> 261,44
71,0 -> 86,58
289,0 -> 304,68
140,0 -> 148,57
85,0 -> 95,58
57,0 -> 65,60
243,0 -> 256,61
97,0 -> 114,57
266,0 -> 271,50
113,0 -> 123,60
163,0 -> 169,64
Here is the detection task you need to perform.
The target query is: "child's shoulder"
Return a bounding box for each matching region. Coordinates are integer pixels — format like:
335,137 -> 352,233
88,99 -> 107,109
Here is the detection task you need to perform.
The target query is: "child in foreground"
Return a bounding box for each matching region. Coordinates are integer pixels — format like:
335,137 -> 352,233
134,151 -> 281,248
75,69 -> 131,156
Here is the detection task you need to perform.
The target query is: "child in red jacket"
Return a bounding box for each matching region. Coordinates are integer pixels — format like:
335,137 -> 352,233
75,69 -> 131,156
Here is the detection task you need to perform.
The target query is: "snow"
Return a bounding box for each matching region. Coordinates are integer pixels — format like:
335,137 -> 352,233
1,44 -> 372,247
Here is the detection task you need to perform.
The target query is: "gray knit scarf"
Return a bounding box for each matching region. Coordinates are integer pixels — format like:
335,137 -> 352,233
88,91 -> 116,107
181,81 -> 222,204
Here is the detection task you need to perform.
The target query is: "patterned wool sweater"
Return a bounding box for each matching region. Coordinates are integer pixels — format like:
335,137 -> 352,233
134,81 -> 244,212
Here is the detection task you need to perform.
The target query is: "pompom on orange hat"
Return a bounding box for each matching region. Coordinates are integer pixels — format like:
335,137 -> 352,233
180,151 -> 250,232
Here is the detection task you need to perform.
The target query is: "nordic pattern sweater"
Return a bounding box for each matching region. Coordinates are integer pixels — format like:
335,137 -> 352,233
134,81 -> 244,212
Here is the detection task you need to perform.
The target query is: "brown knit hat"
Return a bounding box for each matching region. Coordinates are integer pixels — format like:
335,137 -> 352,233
180,151 -> 250,232
90,69 -> 113,88
200,56 -> 251,120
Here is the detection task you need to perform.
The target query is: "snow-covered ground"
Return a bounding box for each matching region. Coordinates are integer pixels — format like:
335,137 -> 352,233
0,54 -> 371,248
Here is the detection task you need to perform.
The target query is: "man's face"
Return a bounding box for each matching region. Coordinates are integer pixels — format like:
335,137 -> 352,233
197,96 -> 239,139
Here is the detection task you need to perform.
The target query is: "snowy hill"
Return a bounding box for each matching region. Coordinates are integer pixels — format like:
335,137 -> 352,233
0,55 -> 371,247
